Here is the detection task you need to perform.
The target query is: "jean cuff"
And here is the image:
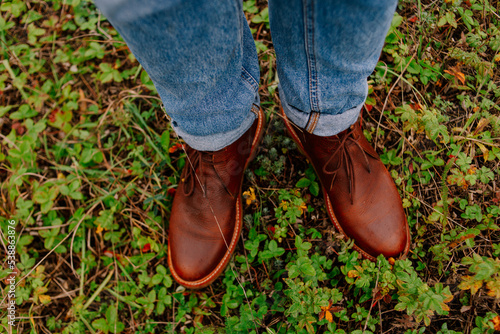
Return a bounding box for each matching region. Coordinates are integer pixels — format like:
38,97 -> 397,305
172,105 -> 259,151
281,100 -> 361,137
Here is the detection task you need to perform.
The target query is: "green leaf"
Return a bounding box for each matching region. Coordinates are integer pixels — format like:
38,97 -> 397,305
309,181 -> 320,196
10,105 -> 38,120
0,17 -> 15,31
92,318 -> 109,333
296,177 -> 310,188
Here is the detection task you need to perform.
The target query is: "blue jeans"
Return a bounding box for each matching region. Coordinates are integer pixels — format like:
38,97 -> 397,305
95,0 -> 397,151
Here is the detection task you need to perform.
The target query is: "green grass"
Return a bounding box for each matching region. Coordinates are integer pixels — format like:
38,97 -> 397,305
1,0 -> 500,333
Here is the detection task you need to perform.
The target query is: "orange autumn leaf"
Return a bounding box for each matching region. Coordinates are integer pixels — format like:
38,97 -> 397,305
298,202 -> 308,215
325,310 -> 333,323
319,300 -> 342,323
491,315 -> 500,331
96,224 -> 103,234
444,67 -> 466,85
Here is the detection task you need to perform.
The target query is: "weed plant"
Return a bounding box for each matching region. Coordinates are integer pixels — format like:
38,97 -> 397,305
0,0 -> 499,333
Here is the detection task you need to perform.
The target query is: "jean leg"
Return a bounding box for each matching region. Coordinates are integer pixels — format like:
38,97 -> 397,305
94,0 -> 260,151
269,0 -> 397,136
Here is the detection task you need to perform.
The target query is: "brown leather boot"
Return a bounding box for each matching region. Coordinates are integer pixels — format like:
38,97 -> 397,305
282,109 -> 410,260
168,106 -> 264,288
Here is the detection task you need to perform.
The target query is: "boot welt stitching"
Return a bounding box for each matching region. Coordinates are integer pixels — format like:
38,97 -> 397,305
282,107 -> 394,262
168,108 -> 265,288
168,197 -> 243,288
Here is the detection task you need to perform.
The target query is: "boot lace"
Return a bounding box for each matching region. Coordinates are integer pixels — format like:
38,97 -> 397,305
322,126 -> 377,204
181,147 -> 234,198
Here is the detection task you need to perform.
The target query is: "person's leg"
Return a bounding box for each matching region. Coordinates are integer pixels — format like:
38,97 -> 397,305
270,0 -> 410,260
94,0 -> 265,289
269,0 -> 397,135
94,0 -> 260,151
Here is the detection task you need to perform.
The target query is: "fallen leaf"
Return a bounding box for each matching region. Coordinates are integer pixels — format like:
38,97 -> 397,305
491,315 -> 500,331
474,117 -> 490,135
444,67 -> 466,85
103,249 -> 115,258
460,305 -> 471,313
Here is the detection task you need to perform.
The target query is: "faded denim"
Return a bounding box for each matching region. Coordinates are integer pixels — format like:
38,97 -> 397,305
95,0 -> 397,151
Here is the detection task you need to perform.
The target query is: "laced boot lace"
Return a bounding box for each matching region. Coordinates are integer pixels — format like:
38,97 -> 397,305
322,126 -> 377,204
181,147 -> 235,198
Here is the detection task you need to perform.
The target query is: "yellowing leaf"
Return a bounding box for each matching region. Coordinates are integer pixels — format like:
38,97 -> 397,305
486,280 -> 500,299
35,265 -> 46,275
476,143 -> 489,162
467,166 -> 477,175
298,202 -> 307,215
348,270 -> 359,278
39,295 -> 51,305
96,224 -> 103,234
474,117 -> 490,134
440,302 -> 450,312
458,275 -> 483,294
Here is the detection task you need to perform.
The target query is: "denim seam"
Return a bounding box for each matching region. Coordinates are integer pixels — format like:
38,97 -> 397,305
241,66 -> 259,92
303,0 -> 319,117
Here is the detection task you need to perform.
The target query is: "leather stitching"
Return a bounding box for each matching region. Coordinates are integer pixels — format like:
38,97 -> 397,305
168,108 -> 264,288
282,108 -> 391,262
